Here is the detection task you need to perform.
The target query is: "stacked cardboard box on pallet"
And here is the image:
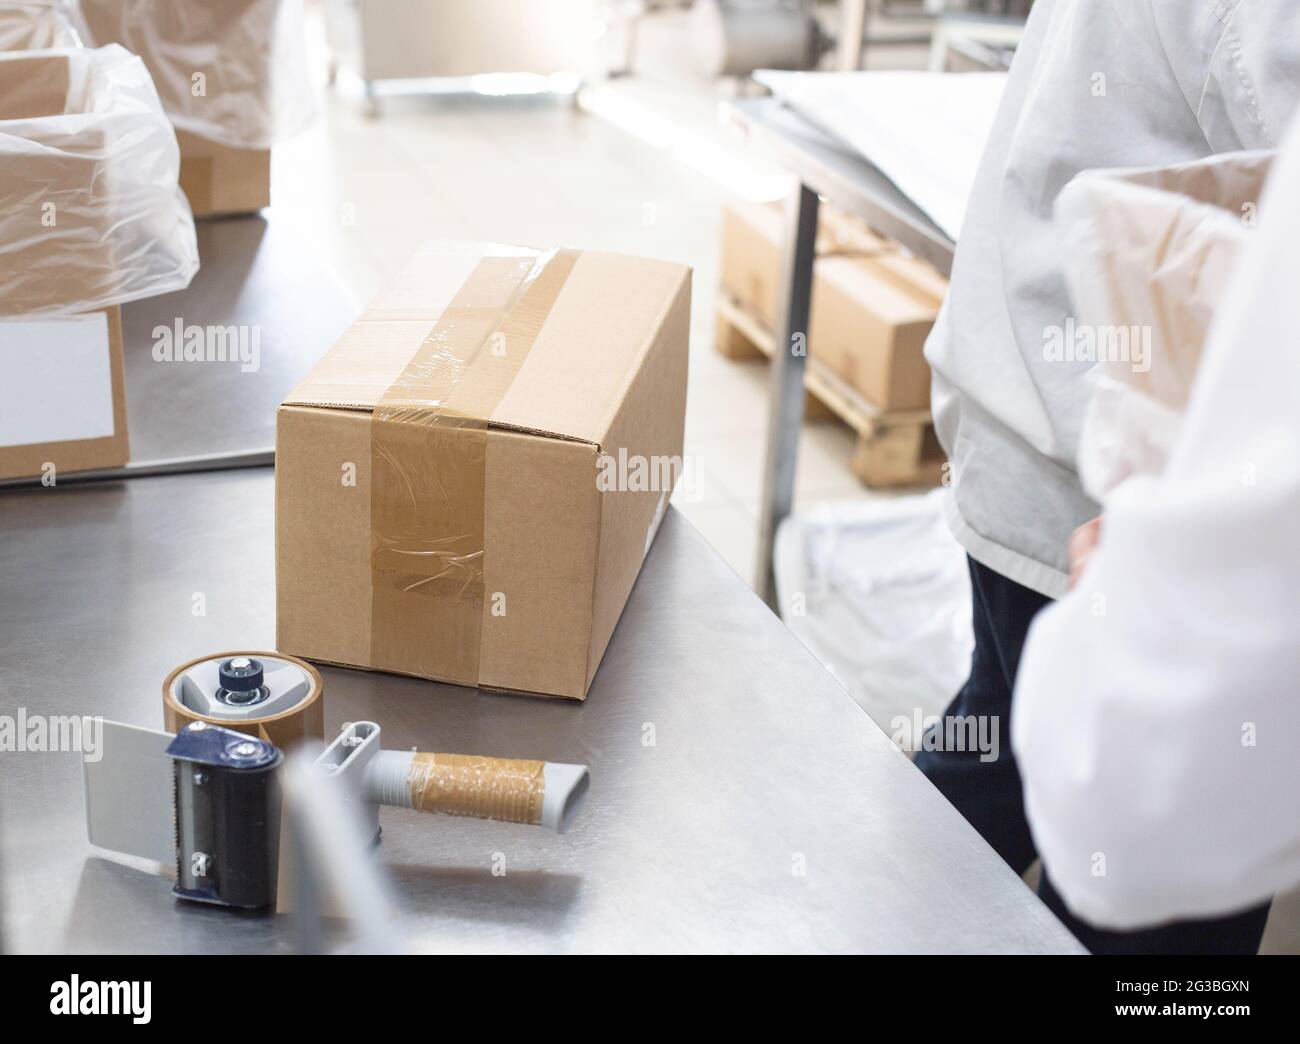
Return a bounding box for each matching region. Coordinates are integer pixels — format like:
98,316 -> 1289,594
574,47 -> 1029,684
717,199 -> 945,413
717,200 -> 889,331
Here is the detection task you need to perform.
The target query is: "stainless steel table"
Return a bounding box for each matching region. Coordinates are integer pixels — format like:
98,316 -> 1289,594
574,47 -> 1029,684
0,469 -> 1080,954
0,212 -> 359,487
724,96 -> 957,605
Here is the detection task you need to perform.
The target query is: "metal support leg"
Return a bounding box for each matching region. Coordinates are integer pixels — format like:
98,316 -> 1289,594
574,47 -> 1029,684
757,182 -> 819,609
837,0 -> 869,71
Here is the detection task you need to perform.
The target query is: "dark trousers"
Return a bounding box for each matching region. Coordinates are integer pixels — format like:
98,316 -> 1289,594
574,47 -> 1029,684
914,556 -> 1272,955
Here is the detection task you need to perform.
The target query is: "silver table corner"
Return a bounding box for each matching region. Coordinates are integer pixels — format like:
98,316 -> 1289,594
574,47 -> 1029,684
724,96 -> 957,607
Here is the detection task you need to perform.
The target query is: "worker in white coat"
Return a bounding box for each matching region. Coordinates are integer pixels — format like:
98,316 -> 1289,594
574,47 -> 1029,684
915,0 -> 1300,953
1013,108 -> 1300,942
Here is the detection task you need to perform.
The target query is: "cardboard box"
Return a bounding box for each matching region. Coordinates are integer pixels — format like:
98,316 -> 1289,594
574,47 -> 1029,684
176,129 -> 271,217
718,199 -> 887,328
718,198 -> 946,411
0,52 -> 115,313
276,242 -> 691,700
0,47 -> 196,317
78,1 -> 278,217
0,307 -> 129,480
810,255 -> 941,411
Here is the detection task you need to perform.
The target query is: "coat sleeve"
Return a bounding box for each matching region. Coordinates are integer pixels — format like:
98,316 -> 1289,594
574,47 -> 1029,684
1156,0 -> 1300,151
1012,111 -> 1300,930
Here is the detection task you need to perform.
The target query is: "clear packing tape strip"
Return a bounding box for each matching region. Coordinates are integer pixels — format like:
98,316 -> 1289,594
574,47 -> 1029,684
75,0 -> 315,150
0,44 -> 199,316
369,246 -> 580,687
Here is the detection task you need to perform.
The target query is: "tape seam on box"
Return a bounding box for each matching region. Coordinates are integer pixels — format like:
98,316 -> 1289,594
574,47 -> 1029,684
368,246 -> 580,686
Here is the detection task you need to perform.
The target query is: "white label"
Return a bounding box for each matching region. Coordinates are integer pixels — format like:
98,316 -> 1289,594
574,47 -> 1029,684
0,313 -> 115,448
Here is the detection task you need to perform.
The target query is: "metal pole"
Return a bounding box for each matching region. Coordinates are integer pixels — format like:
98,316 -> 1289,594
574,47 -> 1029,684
836,0 -> 869,71
756,182 -> 819,609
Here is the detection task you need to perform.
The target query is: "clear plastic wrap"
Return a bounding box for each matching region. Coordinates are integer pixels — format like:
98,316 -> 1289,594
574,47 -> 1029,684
0,45 -> 198,316
75,0 -> 315,149
0,0 -> 79,49
773,489 -> 973,730
1056,151 -> 1274,501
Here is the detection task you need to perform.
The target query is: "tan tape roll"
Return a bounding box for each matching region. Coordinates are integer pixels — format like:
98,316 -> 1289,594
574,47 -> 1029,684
162,651 -> 325,750
408,752 -> 545,825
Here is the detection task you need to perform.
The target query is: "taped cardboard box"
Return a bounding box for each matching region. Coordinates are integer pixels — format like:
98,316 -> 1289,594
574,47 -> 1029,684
0,307 -> 129,480
276,242 -> 692,700
809,254 -> 943,411
719,199 -> 887,328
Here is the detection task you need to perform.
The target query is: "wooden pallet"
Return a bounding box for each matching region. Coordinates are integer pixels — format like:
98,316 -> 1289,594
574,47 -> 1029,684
715,293 -> 946,489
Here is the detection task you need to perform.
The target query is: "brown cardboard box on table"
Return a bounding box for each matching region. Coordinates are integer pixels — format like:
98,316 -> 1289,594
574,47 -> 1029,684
0,52 -> 129,480
277,242 -> 692,700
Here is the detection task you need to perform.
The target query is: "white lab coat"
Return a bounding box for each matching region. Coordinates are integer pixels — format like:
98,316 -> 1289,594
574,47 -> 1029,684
926,0 -> 1300,598
1013,111 -> 1300,931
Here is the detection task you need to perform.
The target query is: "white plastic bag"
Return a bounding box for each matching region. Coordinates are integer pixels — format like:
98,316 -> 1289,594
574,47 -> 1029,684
75,0 -> 315,149
774,489 -> 973,730
1057,151 -> 1274,501
0,1 -> 80,49
0,45 -> 198,316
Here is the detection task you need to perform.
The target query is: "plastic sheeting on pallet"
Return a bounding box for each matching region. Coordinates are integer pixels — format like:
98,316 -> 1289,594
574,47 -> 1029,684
774,489 -> 972,732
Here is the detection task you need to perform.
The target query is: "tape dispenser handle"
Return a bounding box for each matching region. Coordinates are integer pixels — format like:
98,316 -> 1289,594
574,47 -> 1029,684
319,722 -> 590,833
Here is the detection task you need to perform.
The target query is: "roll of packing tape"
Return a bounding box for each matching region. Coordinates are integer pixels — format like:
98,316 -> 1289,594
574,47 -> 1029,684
162,651 -> 324,750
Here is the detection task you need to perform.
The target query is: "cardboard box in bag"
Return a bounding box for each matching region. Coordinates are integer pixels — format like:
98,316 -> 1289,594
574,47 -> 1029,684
176,130 -> 271,217
718,199 -> 887,328
276,242 -> 691,700
0,52 -> 117,312
810,254 -> 944,412
77,0 -> 284,218
0,307 -> 129,481
0,54 -> 129,479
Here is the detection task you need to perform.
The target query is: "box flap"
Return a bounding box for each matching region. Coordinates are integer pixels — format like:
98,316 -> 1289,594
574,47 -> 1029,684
0,52 -> 69,121
283,241 -> 691,448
